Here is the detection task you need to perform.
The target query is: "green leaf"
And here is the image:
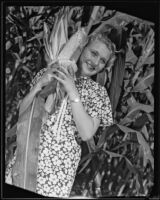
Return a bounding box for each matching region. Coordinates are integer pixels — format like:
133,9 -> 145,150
6,123 -> 17,139
137,132 -> 154,169
126,48 -> 138,65
141,125 -> 149,140
6,41 -> 12,50
111,141 -> 138,151
126,104 -> 153,118
9,13 -> 26,28
43,22 -> 52,60
109,53 -> 125,112
12,96 -> 45,191
117,184 -> 125,196
117,124 -> 139,135
145,89 -> 154,106
123,96 -> 153,122
132,113 -> 148,130
103,149 -> 123,158
79,153 -> 93,166
143,54 -> 154,65
120,117 -> 133,126
133,68 -> 154,92
86,138 -> 96,153
12,52 -> 21,61
97,125 -> 118,149
22,66 -> 32,73
27,32 -> 43,42
78,157 -> 92,174
125,156 -> 137,174
96,70 -> 107,86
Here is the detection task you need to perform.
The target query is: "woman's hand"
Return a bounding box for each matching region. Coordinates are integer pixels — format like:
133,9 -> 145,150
37,67 -> 58,90
52,67 -> 78,98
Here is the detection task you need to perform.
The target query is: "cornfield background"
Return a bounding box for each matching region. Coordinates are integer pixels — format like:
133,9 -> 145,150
5,6 -> 154,197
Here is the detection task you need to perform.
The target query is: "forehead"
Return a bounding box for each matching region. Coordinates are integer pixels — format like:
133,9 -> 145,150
88,39 -> 111,59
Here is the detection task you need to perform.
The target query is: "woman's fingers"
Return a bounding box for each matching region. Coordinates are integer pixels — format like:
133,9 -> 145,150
52,74 -> 65,84
60,67 -> 69,76
47,73 -> 55,81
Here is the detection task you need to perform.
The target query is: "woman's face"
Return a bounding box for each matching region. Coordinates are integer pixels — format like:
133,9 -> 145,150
78,39 -> 111,77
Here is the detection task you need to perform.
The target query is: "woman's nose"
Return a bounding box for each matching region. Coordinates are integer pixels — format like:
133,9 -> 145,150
94,57 -> 100,66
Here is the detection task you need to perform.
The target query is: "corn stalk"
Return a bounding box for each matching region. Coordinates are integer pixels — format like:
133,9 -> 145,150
131,28 -> 154,86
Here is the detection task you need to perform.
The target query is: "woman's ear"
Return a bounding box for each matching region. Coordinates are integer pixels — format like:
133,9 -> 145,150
96,70 -> 107,86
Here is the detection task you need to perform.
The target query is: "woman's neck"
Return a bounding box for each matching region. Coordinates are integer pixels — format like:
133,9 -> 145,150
75,68 -> 90,78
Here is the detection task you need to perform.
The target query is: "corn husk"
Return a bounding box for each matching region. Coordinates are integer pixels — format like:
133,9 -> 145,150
40,6 -> 100,104
12,96 -> 45,191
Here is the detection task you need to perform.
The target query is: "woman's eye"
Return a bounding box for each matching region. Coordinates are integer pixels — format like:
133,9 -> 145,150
101,59 -> 106,65
102,60 -> 106,65
91,51 -> 97,57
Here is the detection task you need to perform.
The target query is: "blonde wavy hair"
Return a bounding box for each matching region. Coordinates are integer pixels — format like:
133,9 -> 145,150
88,32 -> 117,73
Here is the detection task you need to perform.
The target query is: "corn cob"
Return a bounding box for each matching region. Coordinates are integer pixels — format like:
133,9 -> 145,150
40,6 -> 100,114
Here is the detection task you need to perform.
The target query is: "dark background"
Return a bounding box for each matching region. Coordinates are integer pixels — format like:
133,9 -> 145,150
1,0 -> 159,198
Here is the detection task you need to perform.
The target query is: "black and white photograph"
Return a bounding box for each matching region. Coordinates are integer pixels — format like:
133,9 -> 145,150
2,2 -> 159,199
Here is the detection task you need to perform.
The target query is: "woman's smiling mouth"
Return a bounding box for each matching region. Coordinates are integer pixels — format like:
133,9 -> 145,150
86,62 -> 96,71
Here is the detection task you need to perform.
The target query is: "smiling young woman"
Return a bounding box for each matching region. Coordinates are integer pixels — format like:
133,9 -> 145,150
78,33 -> 115,77
5,32 -> 116,198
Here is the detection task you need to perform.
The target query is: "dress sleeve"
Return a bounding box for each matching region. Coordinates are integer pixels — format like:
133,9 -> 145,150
29,68 -> 47,91
87,85 -> 113,129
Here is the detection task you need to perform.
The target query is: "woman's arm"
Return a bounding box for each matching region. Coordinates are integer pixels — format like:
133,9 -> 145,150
19,83 -> 41,116
19,68 -> 56,116
52,68 -> 100,141
69,90 -> 100,141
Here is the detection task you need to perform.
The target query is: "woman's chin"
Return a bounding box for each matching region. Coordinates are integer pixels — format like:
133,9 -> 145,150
82,68 -> 96,77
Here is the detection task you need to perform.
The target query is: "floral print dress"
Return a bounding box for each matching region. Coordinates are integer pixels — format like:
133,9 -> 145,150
5,68 -> 113,198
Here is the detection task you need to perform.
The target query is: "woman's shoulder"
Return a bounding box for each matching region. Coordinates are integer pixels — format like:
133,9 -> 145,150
88,78 -> 107,94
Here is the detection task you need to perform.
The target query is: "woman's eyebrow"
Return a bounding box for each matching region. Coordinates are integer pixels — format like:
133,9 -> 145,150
90,48 -> 98,54
90,48 -> 107,62
101,57 -> 107,62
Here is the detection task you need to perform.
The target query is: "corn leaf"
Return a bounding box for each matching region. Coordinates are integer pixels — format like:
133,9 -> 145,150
6,41 -> 12,50
49,8 -> 68,59
117,184 -> 125,196
97,125 -> 117,149
86,138 -> 96,153
117,124 -> 153,170
141,125 -> 149,140
143,54 -> 154,65
96,71 -> 107,86
137,132 -> 154,169
6,123 -> 17,139
27,31 -> 43,42
132,113 -> 148,130
78,157 -> 92,174
12,96 -> 45,191
126,103 -> 153,118
117,124 -> 139,134
109,52 -> 125,112
123,95 -> 153,121
103,149 -> 124,158
43,22 -> 52,60
145,89 -> 154,106
79,152 -> 93,166
126,48 -> 138,65
135,29 -> 154,70
132,68 -> 154,92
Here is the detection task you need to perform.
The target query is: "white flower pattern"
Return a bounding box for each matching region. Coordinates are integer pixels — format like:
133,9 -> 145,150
5,68 -> 113,198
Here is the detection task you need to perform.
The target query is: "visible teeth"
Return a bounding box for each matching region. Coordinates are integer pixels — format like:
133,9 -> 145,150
88,63 -> 95,70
